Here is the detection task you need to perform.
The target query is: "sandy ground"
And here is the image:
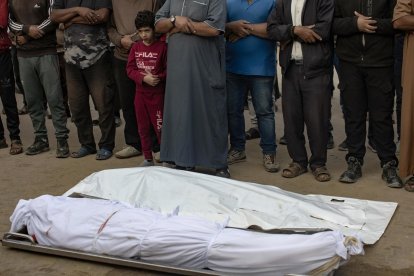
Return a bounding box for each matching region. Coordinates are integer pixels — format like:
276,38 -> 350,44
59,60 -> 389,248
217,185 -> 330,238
0,87 -> 413,275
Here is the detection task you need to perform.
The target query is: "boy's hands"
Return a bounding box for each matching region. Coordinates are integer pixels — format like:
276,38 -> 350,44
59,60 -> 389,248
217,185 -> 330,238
143,72 -> 160,87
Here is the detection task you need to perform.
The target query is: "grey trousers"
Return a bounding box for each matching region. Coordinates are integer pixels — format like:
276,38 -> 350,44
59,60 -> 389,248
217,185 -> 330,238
18,54 -> 69,140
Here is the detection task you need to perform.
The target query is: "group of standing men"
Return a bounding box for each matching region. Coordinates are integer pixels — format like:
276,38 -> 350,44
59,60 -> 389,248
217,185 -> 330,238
225,0 -> 412,190
0,0 -> 414,191
0,0 -> 164,161
183,0 -> 413,190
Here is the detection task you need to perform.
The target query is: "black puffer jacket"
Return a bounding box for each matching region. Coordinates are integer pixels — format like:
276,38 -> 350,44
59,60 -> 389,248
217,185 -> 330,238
267,0 -> 334,79
332,0 -> 395,67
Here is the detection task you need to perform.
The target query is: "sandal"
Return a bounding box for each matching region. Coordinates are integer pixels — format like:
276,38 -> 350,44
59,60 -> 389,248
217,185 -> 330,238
282,162 -> 307,178
96,148 -> 113,160
312,166 -> 331,182
10,140 -> 23,155
404,176 -> 414,192
71,146 -> 97,158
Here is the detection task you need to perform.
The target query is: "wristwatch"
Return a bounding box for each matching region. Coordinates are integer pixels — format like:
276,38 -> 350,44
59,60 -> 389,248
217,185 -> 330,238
170,15 -> 176,26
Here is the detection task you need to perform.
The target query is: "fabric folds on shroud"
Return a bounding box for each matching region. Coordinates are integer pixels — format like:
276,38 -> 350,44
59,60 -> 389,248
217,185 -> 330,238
10,195 -> 364,276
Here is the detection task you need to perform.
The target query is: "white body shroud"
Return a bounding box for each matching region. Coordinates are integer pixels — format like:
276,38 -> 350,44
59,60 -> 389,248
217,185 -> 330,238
63,167 -> 398,244
10,195 -> 363,276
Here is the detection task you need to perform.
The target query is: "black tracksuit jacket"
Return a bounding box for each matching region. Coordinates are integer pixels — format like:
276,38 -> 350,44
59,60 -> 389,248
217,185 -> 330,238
332,0 -> 395,67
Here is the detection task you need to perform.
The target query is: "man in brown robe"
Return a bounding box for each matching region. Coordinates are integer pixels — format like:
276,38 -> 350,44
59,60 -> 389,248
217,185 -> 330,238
393,0 -> 414,192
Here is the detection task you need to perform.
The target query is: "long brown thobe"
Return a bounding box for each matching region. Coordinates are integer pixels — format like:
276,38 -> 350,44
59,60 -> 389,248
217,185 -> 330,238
394,0 -> 414,178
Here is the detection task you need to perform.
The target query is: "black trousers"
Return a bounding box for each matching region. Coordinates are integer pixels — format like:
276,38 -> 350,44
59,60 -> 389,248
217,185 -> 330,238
112,56 -> 141,150
340,61 -> 397,166
65,52 -> 116,151
0,50 -> 20,141
282,63 -> 331,170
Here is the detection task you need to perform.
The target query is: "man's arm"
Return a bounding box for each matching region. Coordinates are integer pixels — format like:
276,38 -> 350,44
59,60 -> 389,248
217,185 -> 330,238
267,3 -> 293,42
52,7 -> 109,24
156,16 -> 220,36
107,14 -> 123,47
67,9 -> 110,24
187,20 -> 221,36
393,0 -> 414,29
248,23 -> 268,38
155,17 -> 173,33
226,21 -> 268,37
50,7 -> 79,23
394,15 -> 414,29
8,11 -> 24,33
37,2 -> 57,34
154,0 -> 171,33
311,0 -> 334,41
8,6 -> 45,39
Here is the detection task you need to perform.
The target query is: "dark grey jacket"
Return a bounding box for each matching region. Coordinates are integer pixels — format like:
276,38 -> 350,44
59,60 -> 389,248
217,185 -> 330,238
267,0 -> 334,78
332,0 -> 395,67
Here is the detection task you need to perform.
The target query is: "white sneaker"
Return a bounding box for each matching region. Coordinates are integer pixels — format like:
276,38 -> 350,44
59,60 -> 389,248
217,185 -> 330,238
140,159 -> 154,167
115,146 -> 141,159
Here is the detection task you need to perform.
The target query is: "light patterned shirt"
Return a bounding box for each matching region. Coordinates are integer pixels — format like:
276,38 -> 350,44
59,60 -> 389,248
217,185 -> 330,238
291,0 -> 305,60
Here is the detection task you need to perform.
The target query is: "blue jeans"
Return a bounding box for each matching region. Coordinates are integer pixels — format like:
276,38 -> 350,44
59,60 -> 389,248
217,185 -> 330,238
226,73 -> 276,154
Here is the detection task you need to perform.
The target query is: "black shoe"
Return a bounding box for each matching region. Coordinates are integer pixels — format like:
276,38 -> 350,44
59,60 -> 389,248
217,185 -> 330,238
339,156 -> 362,183
25,137 -> 49,155
279,135 -> 287,145
382,160 -> 403,188
216,168 -> 231,178
56,139 -> 70,158
245,128 -> 260,140
338,139 -> 348,151
0,138 -> 8,149
327,135 -> 334,150
176,166 -> 195,171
